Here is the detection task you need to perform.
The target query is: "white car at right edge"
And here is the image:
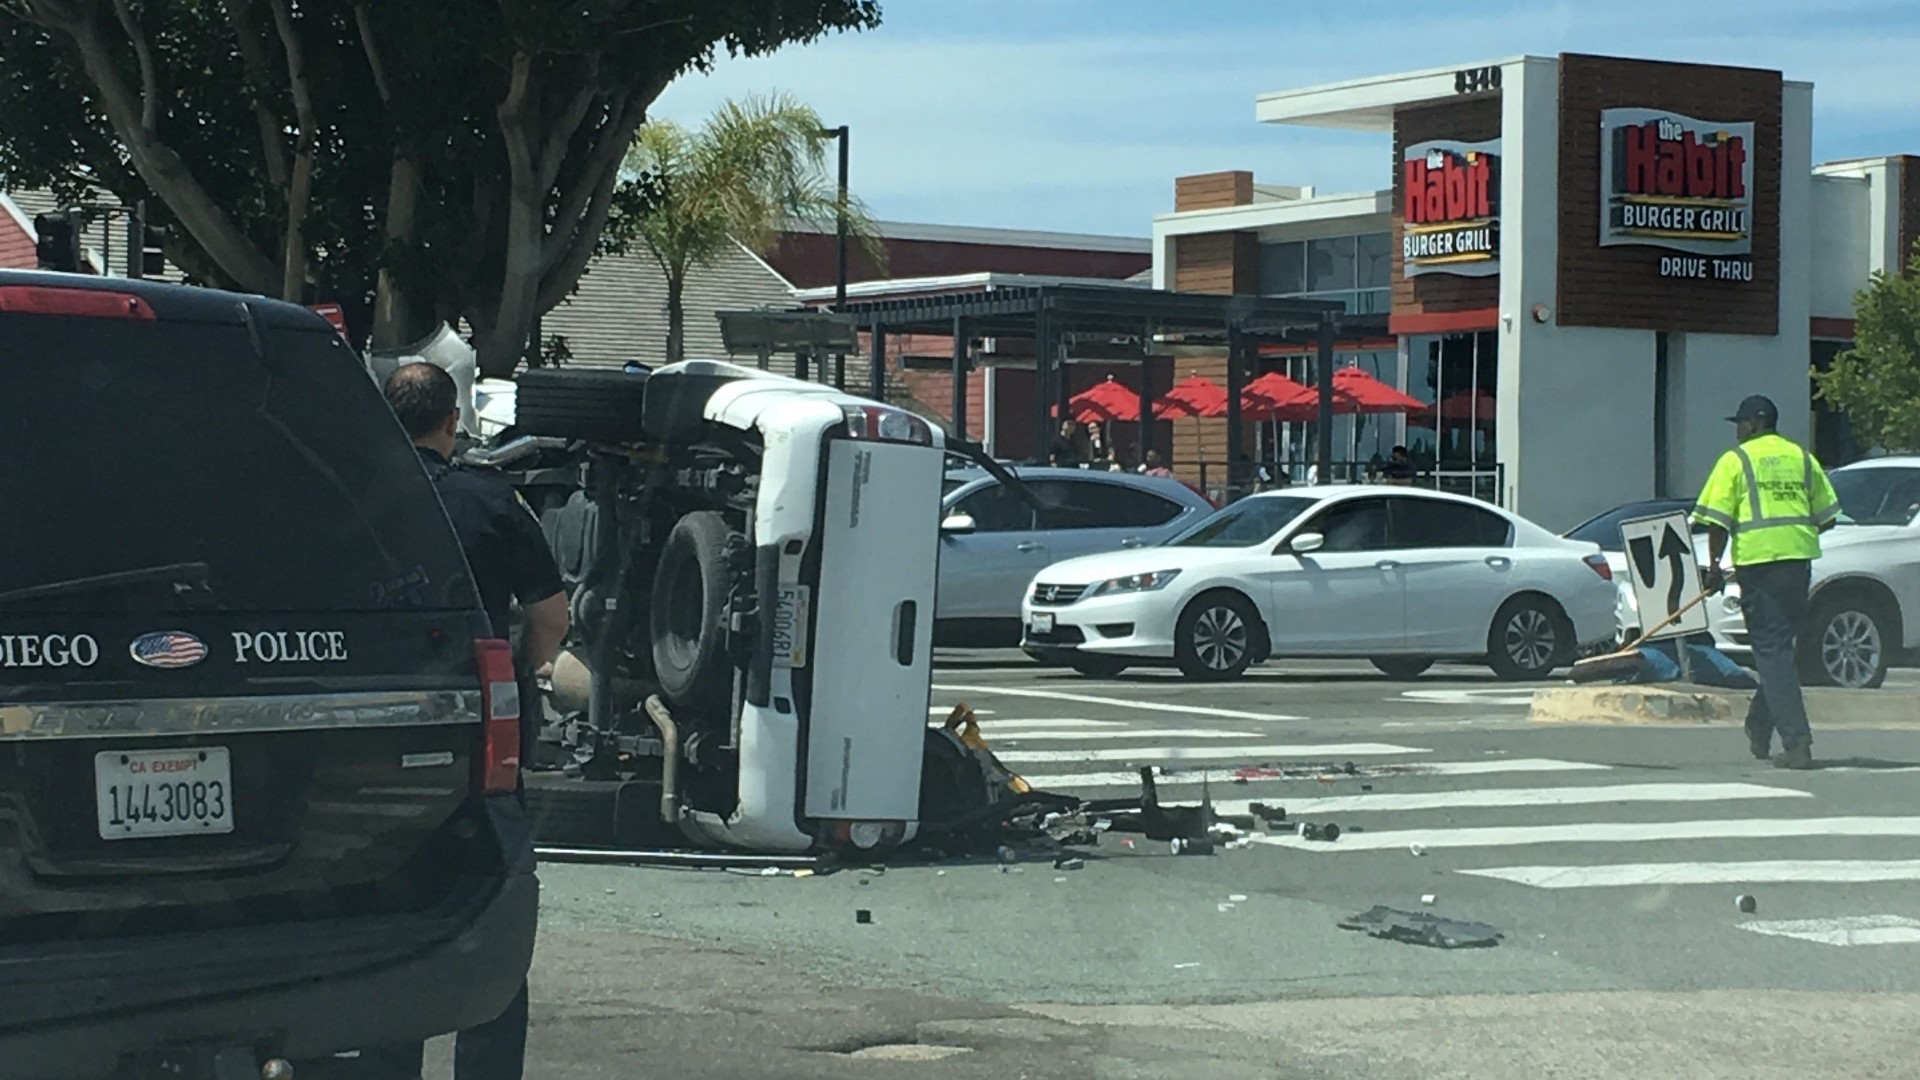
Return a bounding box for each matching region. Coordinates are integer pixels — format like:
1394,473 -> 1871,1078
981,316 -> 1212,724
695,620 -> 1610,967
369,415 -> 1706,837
1709,455 -> 1920,689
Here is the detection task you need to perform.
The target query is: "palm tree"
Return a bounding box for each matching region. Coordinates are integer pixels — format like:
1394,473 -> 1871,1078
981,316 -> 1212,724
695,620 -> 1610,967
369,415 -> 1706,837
625,93 -> 882,363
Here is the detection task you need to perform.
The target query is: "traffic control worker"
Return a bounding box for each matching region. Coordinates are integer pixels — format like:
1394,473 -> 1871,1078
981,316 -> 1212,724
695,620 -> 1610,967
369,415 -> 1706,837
1691,395 -> 1839,770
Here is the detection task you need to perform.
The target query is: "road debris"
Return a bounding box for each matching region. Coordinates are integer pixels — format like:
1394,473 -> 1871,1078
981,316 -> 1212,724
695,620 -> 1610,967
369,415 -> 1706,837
1173,962 -> 1201,970
1228,894 -> 1248,902
855,909 -> 873,925
1296,822 -> 1341,842
1217,902 -> 1235,913
1421,893 -> 1437,905
1735,894 -> 1758,913
1408,843 -> 1428,857
1054,856 -> 1086,871
1338,905 -> 1502,949
1170,837 -> 1216,855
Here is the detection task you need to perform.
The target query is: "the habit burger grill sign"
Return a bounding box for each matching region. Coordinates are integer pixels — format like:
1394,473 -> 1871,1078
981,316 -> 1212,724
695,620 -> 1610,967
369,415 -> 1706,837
1401,138 -> 1500,278
1599,108 -> 1756,282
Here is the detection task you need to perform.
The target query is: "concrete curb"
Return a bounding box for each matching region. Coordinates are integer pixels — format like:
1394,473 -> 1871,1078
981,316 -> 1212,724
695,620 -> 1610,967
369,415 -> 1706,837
1529,685 -> 1920,729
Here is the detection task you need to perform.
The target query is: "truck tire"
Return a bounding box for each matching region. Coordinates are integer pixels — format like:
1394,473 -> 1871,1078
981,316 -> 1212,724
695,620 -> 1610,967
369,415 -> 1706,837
514,368 -> 649,443
650,511 -> 735,714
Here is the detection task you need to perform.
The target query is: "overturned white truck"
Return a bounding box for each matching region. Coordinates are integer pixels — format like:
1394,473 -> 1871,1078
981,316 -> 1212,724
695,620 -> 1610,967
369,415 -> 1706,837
470,360 -> 966,854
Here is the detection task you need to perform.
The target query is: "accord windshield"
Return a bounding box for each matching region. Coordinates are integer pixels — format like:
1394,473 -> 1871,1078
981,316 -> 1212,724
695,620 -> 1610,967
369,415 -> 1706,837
1166,496 -> 1316,547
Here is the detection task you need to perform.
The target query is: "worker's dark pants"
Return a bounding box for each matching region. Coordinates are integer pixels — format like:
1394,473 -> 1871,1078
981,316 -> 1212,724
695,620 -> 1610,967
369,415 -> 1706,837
453,981 -> 530,1080
1740,558 -> 1814,752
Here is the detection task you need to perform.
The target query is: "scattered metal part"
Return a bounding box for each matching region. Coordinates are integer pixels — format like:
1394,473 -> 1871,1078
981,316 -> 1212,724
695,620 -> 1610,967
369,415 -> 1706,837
855,909 -> 872,925
1736,894 -> 1758,913
1409,843 -> 1428,857
1053,856 -> 1086,871
1170,837 -> 1216,855
1249,802 -> 1287,823
1296,822 -> 1341,842
1338,905 -> 1503,949
1421,893 -> 1437,905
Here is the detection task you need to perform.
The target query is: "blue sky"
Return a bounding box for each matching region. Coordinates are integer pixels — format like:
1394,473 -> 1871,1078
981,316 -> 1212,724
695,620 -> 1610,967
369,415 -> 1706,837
650,0 -> 1920,238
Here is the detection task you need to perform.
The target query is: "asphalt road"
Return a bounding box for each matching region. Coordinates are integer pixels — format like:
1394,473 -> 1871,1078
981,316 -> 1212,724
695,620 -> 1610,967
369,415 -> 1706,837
478,654 -> 1920,1079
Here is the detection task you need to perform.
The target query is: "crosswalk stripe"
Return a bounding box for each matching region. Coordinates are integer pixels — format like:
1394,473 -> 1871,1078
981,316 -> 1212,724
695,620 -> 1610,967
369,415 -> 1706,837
992,728 -> 1268,742
1462,859 -> 1920,888
1740,915 -> 1920,946
995,742 -> 1427,765
932,684 -> 1304,722
1252,815 -> 1920,853
1018,758 -> 1610,792
928,706 -> 995,717
1185,781 -> 1806,819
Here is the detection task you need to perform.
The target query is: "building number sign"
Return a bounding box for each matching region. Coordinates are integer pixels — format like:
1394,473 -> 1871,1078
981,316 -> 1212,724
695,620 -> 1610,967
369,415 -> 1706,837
1454,66 -> 1500,95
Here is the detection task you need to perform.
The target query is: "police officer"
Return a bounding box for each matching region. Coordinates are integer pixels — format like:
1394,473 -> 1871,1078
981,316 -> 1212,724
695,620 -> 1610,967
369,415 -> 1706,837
1692,395 -> 1839,770
383,362 -> 569,1080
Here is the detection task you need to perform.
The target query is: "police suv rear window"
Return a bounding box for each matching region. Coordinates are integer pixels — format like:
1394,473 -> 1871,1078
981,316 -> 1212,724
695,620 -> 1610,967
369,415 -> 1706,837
0,314 -> 478,614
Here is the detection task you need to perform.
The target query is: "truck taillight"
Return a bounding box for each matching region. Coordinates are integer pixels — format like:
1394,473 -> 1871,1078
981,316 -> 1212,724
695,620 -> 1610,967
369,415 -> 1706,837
842,404 -> 933,445
475,638 -> 521,794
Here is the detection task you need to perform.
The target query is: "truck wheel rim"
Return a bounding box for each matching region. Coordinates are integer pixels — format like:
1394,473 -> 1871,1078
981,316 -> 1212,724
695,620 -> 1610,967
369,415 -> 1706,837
1822,610 -> 1881,688
1505,608 -> 1555,671
1193,607 -> 1247,671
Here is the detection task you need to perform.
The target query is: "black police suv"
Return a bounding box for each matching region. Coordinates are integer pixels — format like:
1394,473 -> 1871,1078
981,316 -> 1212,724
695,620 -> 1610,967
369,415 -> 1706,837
0,272 -> 536,1078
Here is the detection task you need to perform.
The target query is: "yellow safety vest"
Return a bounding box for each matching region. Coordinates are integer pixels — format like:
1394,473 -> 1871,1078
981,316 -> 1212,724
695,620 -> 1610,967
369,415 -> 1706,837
1691,433 -> 1839,566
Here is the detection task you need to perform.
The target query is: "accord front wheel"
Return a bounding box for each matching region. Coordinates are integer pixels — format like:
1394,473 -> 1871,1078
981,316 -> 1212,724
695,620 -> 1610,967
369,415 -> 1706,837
1175,592 -> 1259,681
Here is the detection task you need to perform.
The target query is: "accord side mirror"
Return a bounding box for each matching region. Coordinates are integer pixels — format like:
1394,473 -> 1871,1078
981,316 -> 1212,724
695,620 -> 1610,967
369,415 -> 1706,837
940,513 -> 977,535
1287,531 -> 1325,555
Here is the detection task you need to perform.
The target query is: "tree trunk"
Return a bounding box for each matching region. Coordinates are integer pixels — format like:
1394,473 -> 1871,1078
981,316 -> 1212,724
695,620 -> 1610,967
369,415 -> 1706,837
370,153 -> 421,349
666,271 -> 686,364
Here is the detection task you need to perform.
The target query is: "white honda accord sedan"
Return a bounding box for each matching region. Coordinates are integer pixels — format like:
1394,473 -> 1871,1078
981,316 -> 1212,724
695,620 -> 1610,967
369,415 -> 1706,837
1020,485 -> 1619,681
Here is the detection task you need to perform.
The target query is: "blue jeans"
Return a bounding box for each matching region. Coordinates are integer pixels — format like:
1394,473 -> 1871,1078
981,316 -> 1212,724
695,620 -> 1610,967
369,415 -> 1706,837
1740,559 -> 1813,751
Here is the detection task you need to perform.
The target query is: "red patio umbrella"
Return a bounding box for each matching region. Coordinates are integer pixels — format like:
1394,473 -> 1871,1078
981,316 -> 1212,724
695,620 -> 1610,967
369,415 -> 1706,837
1332,366 -> 1425,414
1153,374 -> 1228,419
1240,371 -> 1314,422
1065,376 -> 1144,423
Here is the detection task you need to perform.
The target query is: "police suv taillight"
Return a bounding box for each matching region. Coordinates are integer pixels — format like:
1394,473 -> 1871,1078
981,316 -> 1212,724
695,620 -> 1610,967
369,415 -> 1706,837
841,404 -> 933,445
474,638 -> 522,794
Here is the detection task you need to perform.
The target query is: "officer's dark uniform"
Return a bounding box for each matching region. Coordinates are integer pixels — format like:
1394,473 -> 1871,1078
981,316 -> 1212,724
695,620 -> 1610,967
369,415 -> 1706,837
416,444 -> 562,1080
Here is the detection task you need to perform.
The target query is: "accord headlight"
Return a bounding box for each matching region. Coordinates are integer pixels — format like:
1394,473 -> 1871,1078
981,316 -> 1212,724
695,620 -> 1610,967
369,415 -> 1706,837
1085,569 -> 1181,599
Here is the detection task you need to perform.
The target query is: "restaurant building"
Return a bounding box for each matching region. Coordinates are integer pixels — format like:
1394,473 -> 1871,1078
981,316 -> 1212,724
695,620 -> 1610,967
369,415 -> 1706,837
1156,53 -> 1918,530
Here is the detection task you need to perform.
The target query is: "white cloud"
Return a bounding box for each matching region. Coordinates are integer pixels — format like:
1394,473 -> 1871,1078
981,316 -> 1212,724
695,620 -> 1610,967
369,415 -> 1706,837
648,2 -> 1920,234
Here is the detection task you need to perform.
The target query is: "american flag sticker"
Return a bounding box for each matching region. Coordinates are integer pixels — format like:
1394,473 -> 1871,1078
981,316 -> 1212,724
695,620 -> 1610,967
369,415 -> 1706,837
129,631 -> 209,669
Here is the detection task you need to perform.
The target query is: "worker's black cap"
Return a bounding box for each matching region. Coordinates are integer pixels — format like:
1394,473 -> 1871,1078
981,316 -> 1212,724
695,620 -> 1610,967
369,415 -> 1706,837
1726,395 -> 1778,424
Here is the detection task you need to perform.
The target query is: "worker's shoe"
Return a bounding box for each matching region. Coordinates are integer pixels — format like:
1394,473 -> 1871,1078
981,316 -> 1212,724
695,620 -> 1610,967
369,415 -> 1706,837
1745,728 -> 1771,761
1771,745 -> 1815,771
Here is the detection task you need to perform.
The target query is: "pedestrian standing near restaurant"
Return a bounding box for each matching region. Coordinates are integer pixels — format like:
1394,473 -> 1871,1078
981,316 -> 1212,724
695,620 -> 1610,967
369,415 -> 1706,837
384,362 -> 571,1079
1050,420 -> 1084,467
1692,395 -> 1840,770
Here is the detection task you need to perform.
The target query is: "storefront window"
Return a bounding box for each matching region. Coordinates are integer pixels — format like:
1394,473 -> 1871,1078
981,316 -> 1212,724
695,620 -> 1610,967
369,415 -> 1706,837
1404,331 -> 1499,501
1258,241 -> 1305,295
1306,236 -> 1357,293
1356,233 -> 1392,290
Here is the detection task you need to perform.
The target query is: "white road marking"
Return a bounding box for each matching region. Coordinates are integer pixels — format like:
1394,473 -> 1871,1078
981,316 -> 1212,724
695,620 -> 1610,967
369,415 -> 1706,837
1253,815 -> 1920,852
996,728 -> 1267,742
929,706 -> 995,717
1820,766 -> 1920,774
932,684 -> 1303,721
1186,782 -> 1807,818
1740,915 -> 1920,946
1018,758 -> 1609,791
963,719 -> 1124,731
995,742 -> 1427,765
1399,688 -> 1540,707
1463,859 -> 1920,889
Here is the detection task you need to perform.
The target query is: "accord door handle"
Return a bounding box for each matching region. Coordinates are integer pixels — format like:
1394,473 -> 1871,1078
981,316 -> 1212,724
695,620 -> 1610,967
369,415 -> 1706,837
1485,556 -> 1511,568
1015,542 -> 1043,553
1120,537 -> 1147,548
1375,559 -> 1402,571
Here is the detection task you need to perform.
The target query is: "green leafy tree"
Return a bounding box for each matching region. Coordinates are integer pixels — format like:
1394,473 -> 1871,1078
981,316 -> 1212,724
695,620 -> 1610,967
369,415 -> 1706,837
625,92 -> 881,362
1815,247 -> 1920,452
0,0 -> 881,375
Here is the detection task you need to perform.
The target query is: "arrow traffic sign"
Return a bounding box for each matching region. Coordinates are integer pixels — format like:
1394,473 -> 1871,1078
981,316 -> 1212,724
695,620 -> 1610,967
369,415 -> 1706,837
1618,511 -> 1709,640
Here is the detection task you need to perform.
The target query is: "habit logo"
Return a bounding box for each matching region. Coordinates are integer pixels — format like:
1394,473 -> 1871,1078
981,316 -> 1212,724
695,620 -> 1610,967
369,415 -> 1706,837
1600,108 -> 1756,256
1401,138 -> 1499,278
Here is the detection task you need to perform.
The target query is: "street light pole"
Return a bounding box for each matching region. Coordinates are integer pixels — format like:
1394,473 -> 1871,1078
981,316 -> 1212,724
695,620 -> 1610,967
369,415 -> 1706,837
820,124 -> 850,389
